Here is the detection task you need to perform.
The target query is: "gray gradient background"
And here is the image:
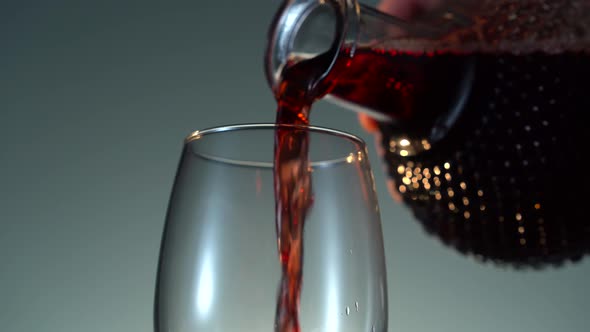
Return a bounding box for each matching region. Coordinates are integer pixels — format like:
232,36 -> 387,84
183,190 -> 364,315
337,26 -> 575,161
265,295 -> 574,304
0,1 -> 588,331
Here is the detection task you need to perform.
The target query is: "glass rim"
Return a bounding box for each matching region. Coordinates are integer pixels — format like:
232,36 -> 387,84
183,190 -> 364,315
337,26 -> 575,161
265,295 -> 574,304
185,123 -> 366,146
183,123 -> 368,169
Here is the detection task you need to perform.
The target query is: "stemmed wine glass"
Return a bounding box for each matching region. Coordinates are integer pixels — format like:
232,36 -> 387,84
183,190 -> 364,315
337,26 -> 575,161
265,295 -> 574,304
154,124 -> 388,332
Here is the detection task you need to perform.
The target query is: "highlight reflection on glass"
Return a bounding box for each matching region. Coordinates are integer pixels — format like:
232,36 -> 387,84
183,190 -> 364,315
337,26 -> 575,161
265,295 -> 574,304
154,124 -> 388,332
195,251 -> 213,318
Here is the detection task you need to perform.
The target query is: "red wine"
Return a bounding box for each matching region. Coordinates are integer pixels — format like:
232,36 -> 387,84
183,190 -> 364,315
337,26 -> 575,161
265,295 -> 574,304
273,53 -> 334,332
372,51 -> 590,266
272,49 -> 475,331
272,23 -> 375,325
273,121 -> 309,332
301,47 -> 589,267
329,48 -> 475,146
273,101 -> 311,332
273,43 -> 589,330
327,47 -> 590,266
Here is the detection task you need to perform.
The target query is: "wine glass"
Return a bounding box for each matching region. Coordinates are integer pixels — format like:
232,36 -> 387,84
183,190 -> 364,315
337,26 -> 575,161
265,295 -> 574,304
154,124 -> 388,332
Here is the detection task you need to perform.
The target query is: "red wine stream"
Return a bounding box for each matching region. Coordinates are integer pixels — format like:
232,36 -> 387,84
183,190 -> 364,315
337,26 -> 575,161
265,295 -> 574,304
273,52 -> 332,332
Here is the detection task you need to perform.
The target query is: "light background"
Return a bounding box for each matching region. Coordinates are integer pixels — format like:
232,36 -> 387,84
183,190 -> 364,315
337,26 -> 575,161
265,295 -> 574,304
1,1 -> 588,331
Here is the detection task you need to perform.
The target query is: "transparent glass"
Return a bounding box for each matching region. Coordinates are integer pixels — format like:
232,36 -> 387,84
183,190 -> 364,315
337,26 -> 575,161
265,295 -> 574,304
154,124 -> 388,332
